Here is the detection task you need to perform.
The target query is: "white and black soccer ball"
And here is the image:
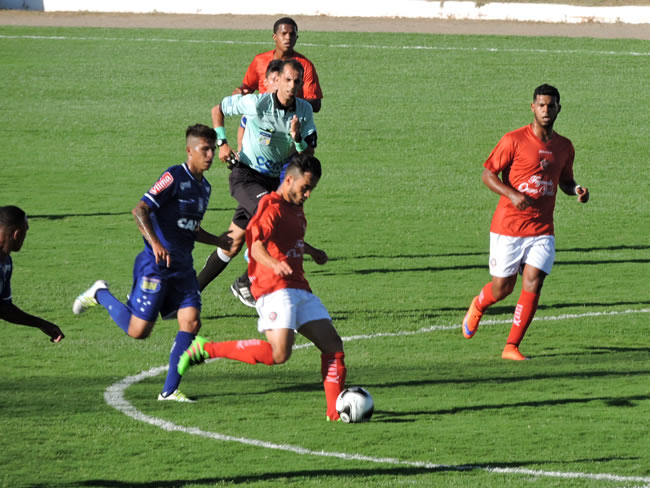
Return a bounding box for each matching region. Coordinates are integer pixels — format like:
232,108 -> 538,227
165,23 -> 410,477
336,387 -> 374,423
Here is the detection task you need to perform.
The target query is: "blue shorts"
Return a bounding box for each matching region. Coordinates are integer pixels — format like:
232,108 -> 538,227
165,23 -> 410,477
127,251 -> 201,322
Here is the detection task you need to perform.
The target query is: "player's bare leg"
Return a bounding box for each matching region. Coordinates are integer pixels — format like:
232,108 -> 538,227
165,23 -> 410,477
126,316 -> 156,339
264,328 -> 296,364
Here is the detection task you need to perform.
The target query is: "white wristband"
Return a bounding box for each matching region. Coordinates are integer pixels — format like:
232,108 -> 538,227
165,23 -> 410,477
574,185 -> 583,195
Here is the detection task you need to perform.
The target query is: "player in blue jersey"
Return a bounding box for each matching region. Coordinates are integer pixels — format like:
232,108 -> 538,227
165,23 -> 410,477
0,205 -> 64,343
72,124 -> 232,402
197,59 -> 319,307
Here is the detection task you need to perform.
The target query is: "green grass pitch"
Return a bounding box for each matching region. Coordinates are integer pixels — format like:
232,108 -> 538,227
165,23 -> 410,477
0,24 -> 649,488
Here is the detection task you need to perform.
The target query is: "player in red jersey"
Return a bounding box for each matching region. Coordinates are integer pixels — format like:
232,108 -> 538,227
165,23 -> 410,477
178,154 -> 346,421
462,84 -> 590,360
236,17 -> 323,113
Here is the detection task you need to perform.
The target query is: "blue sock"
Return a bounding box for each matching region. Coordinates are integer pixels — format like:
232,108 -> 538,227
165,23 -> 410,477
96,289 -> 131,334
161,331 -> 195,397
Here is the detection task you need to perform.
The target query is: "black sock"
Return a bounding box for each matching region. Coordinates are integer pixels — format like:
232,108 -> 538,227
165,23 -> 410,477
197,251 -> 230,290
236,270 -> 250,287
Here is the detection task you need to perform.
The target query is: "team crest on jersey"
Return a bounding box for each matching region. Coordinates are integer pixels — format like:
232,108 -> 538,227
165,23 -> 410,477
149,172 -> 174,195
538,150 -> 553,170
140,277 -> 161,293
258,129 -> 273,146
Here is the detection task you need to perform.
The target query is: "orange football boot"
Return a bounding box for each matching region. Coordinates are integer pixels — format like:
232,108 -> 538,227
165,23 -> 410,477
462,296 -> 483,339
502,344 -> 529,361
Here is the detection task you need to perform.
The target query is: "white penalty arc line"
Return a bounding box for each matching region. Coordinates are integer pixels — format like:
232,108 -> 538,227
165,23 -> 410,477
1,34 -> 648,56
104,307 -> 650,485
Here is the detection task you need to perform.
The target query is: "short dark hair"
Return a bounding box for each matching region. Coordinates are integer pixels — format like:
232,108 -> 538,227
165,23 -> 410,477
534,84 -> 560,104
280,59 -> 304,82
285,153 -> 322,180
273,17 -> 298,34
266,59 -> 284,78
0,205 -> 26,229
186,124 -> 216,143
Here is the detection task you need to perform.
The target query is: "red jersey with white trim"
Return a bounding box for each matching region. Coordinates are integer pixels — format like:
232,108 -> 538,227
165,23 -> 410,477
485,124 -> 575,237
246,192 -> 311,299
242,50 -> 323,100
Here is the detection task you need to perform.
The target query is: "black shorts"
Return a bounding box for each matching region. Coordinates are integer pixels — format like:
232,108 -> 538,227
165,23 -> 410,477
229,164 -> 280,230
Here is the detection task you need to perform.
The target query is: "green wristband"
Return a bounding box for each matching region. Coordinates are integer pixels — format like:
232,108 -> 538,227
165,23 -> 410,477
215,127 -> 227,140
295,139 -> 308,152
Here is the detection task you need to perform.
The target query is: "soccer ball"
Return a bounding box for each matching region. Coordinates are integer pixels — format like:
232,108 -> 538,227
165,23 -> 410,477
336,387 -> 374,423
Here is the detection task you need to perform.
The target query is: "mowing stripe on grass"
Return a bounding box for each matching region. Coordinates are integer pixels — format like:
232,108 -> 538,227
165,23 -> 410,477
105,307 -> 650,485
1,34 -> 649,57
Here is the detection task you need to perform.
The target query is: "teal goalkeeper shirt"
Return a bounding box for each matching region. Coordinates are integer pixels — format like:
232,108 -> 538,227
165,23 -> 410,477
221,93 -> 317,177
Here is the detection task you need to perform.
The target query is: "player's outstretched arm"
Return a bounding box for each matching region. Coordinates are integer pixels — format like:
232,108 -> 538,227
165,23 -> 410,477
304,241 -> 328,265
195,228 -> 233,251
0,302 -> 64,342
250,240 -> 292,276
559,179 -> 590,203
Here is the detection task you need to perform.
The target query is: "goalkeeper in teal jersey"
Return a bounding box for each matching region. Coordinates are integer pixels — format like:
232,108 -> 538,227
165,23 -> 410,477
197,59 -> 320,305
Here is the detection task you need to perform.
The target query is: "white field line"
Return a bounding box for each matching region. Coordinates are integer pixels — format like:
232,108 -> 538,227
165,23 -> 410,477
104,307 -> 650,485
1,34 -> 649,56
290,307 -> 650,349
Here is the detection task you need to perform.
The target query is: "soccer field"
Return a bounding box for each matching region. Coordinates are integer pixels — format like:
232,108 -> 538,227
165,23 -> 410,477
1,23 -> 649,488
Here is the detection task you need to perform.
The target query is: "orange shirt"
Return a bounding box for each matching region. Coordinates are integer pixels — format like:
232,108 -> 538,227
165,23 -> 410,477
485,124 -> 575,237
246,192 -> 312,299
241,50 -> 323,100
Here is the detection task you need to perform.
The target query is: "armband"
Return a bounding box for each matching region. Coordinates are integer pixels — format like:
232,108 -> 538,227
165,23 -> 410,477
215,127 -> 227,140
295,140 -> 308,152
304,132 -> 318,149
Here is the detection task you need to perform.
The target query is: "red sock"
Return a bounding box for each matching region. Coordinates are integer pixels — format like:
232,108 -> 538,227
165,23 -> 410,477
321,352 -> 346,420
205,339 -> 274,365
476,282 -> 498,312
506,290 -> 540,346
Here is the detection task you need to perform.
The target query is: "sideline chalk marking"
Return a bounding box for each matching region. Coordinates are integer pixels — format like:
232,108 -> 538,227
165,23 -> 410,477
104,307 -> 650,485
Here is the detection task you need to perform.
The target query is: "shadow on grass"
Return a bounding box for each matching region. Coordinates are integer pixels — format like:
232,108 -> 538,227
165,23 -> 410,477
536,345 -> 650,357
240,368 -> 650,398
29,455 -> 642,487
313,244 -> 648,275
324,244 -> 648,263
29,208 -> 231,221
373,393 -> 650,420
337,257 -> 649,275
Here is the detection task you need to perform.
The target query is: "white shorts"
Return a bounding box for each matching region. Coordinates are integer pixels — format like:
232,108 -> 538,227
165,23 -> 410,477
489,233 -> 555,277
255,288 -> 331,333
